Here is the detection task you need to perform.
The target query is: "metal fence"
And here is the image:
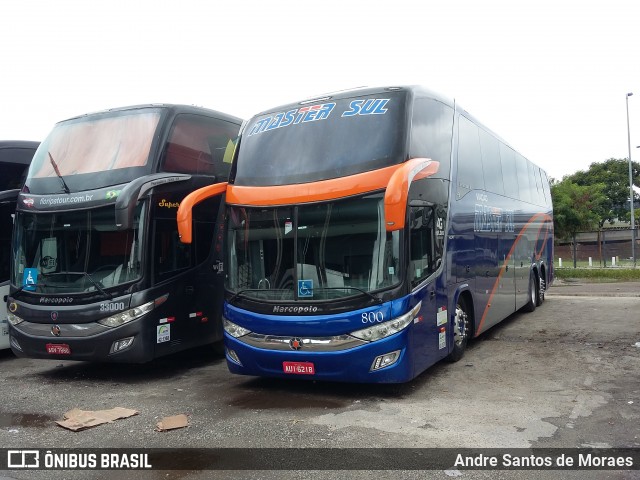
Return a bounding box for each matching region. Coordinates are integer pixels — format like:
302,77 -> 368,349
555,227 -> 638,268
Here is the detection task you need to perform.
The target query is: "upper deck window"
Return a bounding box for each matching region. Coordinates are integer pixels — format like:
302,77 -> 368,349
234,92 -> 408,186
25,110 -> 161,194
160,114 -> 239,180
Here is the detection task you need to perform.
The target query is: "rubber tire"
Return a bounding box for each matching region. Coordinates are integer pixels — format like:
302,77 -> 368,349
447,297 -> 470,362
537,273 -> 546,306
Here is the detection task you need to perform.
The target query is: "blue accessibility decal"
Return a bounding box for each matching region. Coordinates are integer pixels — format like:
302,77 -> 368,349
297,279 -> 313,298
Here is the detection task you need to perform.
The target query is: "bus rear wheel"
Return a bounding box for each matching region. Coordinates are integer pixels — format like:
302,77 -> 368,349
448,297 -> 470,362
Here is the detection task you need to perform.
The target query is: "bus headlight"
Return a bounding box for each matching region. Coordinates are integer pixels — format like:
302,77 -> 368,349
223,317 -> 252,338
97,301 -> 154,328
7,312 -> 24,326
350,302 -> 421,342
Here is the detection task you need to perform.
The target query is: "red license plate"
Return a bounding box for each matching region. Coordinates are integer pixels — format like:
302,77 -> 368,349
283,361 -> 315,375
46,343 -> 71,355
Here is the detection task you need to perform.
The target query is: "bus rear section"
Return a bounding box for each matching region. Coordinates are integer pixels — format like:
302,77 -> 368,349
0,141 -> 39,350
8,105 -> 241,362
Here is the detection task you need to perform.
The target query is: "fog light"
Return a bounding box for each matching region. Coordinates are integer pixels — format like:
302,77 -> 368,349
110,336 -> 135,353
10,336 -> 22,352
371,350 -> 401,371
226,348 -> 242,366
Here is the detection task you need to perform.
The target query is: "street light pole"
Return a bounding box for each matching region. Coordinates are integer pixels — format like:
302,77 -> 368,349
626,93 -> 636,267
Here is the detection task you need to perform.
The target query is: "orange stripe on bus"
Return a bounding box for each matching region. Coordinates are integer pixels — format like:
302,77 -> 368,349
475,212 -> 553,335
226,165 -> 401,206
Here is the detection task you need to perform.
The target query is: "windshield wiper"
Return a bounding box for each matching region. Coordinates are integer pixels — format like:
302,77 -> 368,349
48,152 -> 70,194
313,286 -> 383,304
41,271 -> 112,299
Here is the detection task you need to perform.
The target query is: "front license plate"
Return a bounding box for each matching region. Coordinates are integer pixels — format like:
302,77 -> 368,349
46,343 -> 71,355
283,361 -> 315,375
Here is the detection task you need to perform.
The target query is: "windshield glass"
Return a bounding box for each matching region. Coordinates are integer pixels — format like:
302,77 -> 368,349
25,109 -> 161,194
11,203 -> 145,294
226,193 -> 400,301
235,91 -> 408,186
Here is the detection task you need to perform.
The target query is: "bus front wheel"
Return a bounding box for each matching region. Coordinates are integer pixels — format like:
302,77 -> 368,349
448,297 -> 470,362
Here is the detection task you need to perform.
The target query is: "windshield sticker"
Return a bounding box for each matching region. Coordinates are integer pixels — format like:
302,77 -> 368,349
247,103 -> 336,136
23,268 -> 38,291
285,221 -> 293,235
341,99 -> 389,117
297,280 -> 313,298
246,97 -> 391,137
157,324 -> 170,343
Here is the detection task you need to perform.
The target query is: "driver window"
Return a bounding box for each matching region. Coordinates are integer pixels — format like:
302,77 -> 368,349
409,206 -> 440,287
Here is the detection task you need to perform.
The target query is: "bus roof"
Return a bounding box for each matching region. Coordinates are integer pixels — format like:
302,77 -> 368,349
252,85 -> 456,117
0,140 -> 40,164
244,85 -> 545,176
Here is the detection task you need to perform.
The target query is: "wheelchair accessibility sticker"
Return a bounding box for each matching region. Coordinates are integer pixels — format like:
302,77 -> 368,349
23,268 -> 38,291
298,280 -> 313,298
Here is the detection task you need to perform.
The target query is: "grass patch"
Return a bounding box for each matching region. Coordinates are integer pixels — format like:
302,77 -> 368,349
554,267 -> 640,281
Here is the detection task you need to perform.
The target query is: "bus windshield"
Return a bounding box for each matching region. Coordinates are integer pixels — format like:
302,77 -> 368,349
235,91 -> 408,186
12,203 -> 145,294
226,193 -> 400,301
26,109 -> 161,194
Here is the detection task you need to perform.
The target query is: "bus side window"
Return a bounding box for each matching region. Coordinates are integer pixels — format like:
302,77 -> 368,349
161,114 -> 239,180
154,218 -> 192,280
479,128 -> 504,196
499,144 -> 519,200
456,116 -> 485,198
409,206 -> 440,287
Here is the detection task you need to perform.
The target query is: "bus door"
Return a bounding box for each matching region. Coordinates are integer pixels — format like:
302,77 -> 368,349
151,190 -> 223,355
407,203 -> 442,368
514,231 -> 531,310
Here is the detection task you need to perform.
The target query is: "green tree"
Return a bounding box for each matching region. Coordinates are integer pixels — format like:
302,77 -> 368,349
567,158 -> 640,226
550,179 -> 605,240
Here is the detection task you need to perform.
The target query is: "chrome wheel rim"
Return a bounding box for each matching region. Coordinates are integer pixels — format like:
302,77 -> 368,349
453,304 -> 469,347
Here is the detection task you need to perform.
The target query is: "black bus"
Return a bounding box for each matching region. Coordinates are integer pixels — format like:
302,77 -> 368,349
8,105 -> 241,362
1,140 -> 39,350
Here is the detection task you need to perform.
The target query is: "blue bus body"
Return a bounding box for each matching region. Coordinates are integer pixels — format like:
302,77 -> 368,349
179,86 -> 553,383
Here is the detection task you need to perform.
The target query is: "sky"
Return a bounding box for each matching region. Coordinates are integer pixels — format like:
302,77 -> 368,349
2,0 -> 640,181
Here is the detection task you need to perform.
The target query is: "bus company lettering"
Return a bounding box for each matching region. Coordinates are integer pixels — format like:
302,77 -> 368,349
158,199 -> 180,209
248,103 -> 336,136
474,204 -> 515,233
273,305 -> 319,314
39,297 -> 73,304
341,98 -> 389,117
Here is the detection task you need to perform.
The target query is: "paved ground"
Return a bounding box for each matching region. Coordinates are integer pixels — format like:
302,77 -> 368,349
0,281 -> 639,480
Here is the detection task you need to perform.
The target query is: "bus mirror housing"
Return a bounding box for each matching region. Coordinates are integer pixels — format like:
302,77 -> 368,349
115,173 -> 191,230
176,182 -> 228,244
0,189 -> 20,204
384,159 -> 439,232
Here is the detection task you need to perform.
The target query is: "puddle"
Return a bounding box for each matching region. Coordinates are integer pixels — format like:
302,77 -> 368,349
0,412 -> 55,429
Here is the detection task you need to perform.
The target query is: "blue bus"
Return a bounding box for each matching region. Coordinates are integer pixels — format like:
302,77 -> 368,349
8,105 -> 241,362
1,141 -> 40,350
177,86 -> 553,383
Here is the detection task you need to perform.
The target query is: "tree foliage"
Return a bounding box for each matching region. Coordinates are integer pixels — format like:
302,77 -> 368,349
550,179 -> 606,240
564,158 -> 640,226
